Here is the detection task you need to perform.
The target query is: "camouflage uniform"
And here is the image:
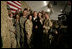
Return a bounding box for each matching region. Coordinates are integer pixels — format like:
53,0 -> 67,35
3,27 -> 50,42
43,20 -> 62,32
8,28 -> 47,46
15,19 -> 20,48
25,19 -> 33,48
8,17 -> 16,48
42,14 -> 45,22
20,16 -> 27,48
43,19 -> 52,34
42,18 -> 52,48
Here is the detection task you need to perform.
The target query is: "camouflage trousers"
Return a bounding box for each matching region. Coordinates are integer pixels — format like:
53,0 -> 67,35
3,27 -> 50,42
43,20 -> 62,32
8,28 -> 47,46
16,31 -> 20,48
42,33 -> 50,48
10,32 -> 16,48
26,33 -> 32,48
16,37 -> 20,48
20,28 -> 24,48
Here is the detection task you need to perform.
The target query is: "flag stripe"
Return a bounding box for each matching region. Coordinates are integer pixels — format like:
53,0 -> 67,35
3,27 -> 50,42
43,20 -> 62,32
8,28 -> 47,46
7,1 -> 21,8
7,1 -> 21,13
12,1 -> 21,7
8,5 -> 18,10
13,1 -> 21,6
7,2 -> 21,9
10,8 -> 21,12
10,8 -> 17,11
12,11 -> 16,13
17,1 -> 21,4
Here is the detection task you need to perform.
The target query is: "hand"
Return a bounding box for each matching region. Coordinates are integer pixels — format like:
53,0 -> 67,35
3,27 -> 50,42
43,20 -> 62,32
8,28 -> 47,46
43,25 -> 45,28
55,31 -> 58,34
35,26 -> 38,29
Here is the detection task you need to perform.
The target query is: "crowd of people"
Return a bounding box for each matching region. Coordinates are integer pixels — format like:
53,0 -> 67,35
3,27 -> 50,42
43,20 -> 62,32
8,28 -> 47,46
8,8 -> 59,48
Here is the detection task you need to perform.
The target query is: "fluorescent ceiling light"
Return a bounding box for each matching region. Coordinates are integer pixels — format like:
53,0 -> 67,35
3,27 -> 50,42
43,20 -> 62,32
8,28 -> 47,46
43,1 -> 47,6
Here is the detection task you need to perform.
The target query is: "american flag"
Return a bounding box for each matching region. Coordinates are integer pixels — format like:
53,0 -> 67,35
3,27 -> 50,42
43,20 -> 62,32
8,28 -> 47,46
7,1 -> 22,13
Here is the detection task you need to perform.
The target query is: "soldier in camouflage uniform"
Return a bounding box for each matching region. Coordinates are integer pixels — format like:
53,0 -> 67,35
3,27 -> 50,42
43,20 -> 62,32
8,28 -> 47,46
25,15 -> 33,48
8,13 -> 16,48
41,10 -> 45,21
20,10 -> 27,48
42,12 -> 52,48
15,14 -> 20,48
43,12 -> 52,34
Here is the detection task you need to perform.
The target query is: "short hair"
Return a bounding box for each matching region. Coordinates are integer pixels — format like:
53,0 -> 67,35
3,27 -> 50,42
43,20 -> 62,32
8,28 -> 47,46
37,12 -> 42,16
45,12 -> 49,15
27,14 -> 32,19
33,11 -> 37,14
24,8 -> 28,11
45,12 -> 50,16
16,14 -> 20,19
9,13 -> 13,17
23,8 -> 27,13
16,13 -> 20,16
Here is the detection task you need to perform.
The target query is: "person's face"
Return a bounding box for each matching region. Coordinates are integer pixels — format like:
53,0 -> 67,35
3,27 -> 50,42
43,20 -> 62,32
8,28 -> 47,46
38,13 -> 42,18
45,13 -> 49,19
29,15 -> 32,20
16,15 -> 19,19
42,10 -> 45,14
10,13 -> 13,18
34,12 -> 37,17
17,10 -> 19,13
23,10 -> 27,16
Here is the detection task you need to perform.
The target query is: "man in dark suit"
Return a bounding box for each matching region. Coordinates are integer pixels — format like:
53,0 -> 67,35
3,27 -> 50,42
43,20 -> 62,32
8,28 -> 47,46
31,11 -> 41,48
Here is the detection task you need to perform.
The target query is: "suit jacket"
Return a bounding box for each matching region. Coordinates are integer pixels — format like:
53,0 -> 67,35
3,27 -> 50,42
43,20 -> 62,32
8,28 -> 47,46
32,16 -> 39,30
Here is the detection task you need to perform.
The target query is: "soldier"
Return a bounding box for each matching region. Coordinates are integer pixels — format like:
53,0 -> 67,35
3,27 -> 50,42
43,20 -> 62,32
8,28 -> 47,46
41,10 -> 45,21
25,15 -> 33,48
8,13 -> 16,48
20,9 -> 27,48
48,22 -> 58,48
8,13 -> 15,24
38,12 -> 43,24
37,12 -> 43,48
43,12 -> 52,34
32,11 -> 43,48
14,14 -> 20,48
42,12 -> 52,48
32,11 -> 39,48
